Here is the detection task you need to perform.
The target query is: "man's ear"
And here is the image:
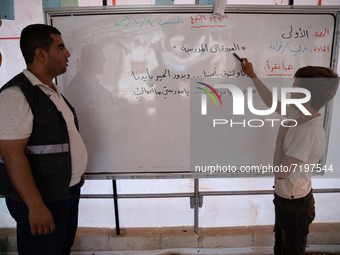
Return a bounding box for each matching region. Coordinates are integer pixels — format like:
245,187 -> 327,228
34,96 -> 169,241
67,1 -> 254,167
34,48 -> 47,63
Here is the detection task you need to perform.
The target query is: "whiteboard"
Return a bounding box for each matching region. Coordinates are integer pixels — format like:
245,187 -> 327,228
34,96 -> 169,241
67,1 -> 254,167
325,77 -> 340,178
49,7 -> 335,174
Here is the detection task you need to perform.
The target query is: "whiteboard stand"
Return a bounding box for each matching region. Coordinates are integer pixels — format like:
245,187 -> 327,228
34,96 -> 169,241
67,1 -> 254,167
81,177 -> 340,234
193,179 -> 200,233
112,179 -> 120,235
45,5 -> 340,234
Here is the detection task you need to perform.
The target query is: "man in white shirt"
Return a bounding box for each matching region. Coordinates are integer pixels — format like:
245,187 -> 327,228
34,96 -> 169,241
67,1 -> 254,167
0,24 -> 88,255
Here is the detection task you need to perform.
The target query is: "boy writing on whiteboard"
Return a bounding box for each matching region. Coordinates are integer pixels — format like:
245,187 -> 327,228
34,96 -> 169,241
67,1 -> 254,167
241,59 -> 338,255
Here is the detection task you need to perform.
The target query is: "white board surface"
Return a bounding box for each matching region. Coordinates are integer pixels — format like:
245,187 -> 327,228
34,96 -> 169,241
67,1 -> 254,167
51,11 -> 335,173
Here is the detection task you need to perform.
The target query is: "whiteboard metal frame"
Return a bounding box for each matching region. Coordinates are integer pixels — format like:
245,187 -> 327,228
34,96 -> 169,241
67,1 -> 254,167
320,11 -> 340,174
44,5 -> 340,20
44,5 -> 340,179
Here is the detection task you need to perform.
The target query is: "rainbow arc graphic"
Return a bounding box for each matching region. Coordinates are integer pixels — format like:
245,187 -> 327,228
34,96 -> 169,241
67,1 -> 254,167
196,82 -> 223,106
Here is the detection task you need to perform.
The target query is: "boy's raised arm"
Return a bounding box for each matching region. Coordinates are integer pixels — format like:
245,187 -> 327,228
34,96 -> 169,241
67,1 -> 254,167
241,58 -> 282,115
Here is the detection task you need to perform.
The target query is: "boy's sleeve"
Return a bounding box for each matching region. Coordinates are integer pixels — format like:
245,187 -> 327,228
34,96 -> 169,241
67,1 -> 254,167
285,128 -> 314,163
286,106 -> 299,119
0,87 -> 33,140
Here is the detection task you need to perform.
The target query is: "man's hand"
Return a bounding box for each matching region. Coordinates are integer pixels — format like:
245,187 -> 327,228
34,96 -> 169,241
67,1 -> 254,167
29,204 -> 55,235
81,174 -> 85,187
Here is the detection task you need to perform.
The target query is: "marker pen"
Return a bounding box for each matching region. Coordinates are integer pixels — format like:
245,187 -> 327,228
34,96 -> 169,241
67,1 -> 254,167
233,53 -> 243,63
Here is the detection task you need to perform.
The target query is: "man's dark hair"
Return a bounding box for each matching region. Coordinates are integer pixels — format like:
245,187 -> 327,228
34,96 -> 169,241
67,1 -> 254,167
20,24 -> 61,65
294,66 -> 339,111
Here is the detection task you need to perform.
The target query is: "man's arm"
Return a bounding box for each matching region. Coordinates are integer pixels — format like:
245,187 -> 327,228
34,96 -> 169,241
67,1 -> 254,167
0,139 -> 55,235
273,125 -> 300,179
241,58 -> 282,115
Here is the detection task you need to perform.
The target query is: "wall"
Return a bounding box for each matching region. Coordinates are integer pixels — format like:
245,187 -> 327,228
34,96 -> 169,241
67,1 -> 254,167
0,0 -> 340,230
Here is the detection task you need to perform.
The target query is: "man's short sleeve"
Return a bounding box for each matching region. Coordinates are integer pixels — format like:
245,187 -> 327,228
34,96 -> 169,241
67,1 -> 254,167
0,87 -> 33,139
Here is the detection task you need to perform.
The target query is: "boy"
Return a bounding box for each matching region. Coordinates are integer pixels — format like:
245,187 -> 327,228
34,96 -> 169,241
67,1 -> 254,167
241,59 -> 339,255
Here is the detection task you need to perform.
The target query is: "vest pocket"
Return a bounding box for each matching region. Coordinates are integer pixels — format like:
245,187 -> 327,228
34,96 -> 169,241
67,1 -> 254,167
31,109 -> 60,143
33,161 -> 61,201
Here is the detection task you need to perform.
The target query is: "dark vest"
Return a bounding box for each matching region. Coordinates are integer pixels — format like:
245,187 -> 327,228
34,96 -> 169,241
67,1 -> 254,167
0,73 -> 78,203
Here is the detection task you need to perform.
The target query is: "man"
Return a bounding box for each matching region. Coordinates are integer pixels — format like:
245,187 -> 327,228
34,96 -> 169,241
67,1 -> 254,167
0,24 -> 88,255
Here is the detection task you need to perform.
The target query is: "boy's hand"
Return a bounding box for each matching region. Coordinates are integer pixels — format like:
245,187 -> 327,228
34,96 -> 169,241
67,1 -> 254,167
241,58 -> 257,78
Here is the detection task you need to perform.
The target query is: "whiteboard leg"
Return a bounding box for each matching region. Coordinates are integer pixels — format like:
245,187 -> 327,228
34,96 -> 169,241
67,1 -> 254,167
194,178 -> 199,233
112,179 -> 120,235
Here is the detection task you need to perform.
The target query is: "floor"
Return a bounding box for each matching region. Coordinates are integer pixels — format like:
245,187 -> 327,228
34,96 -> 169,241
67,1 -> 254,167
2,245 -> 340,255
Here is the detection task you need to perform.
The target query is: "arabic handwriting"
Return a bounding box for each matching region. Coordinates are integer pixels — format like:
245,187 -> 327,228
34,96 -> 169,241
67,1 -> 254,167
132,69 -> 193,82
156,69 -> 171,82
115,15 -> 185,28
115,15 -> 132,27
132,67 -> 246,86
312,29 -> 330,38
114,15 -> 153,28
310,45 -> 330,53
133,16 -> 153,28
203,68 -> 246,78
190,14 -> 206,24
288,45 -> 308,56
282,26 -> 309,39
282,26 -> 292,39
133,68 -> 250,100
268,41 -> 307,55
209,15 -> 228,23
265,60 -> 293,73
264,60 -> 294,76
268,41 -> 289,54
134,86 -> 189,99
181,43 -> 246,54
158,16 -> 184,26
191,43 -> 208,53
282,62 -> 293,71
132,68 -> 154,82
190,14 -> 228,25
190,14 -> 228,29
173,73 -> 190,80
210,43 -> 242,53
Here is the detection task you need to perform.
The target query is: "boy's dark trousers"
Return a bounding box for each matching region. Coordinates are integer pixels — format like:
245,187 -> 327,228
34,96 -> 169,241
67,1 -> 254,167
273,190 -> 315,255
